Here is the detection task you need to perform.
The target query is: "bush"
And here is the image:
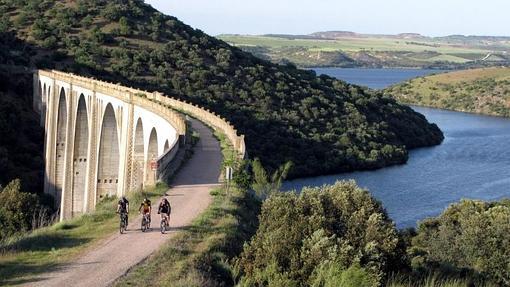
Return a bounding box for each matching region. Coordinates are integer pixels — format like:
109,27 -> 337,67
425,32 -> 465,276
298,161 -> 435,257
0,179 -> 47,241
235,181 -> 404,286
410,199 -> 510,285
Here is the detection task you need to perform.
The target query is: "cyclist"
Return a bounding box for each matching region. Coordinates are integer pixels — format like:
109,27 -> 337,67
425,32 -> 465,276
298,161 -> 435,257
139,197 -> 152,226
117,196 -> 129,226
158,198 -> 171,228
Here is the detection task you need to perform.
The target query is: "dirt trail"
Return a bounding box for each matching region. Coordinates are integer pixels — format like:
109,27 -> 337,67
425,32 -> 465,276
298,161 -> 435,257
27,119 -> 222,287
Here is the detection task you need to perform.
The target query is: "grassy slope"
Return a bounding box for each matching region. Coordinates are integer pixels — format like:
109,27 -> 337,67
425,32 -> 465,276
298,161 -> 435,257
218,35 -> 508,68
0,184 -> 168,286
386,67 -> 510,117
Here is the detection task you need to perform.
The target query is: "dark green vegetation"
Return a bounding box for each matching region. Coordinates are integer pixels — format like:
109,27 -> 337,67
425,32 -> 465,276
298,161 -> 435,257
0,33 -> 49,241
386,67 -> 510,117
0,180 -> 52,242
235,181 -> 404,286
233,181 -> 507,286
0,33 -> 44,192
410,199 -> 510,286
1,0 -> 442,180
0,183 -> 168,286
219,32 -> 510,69
114,187 -> 260,287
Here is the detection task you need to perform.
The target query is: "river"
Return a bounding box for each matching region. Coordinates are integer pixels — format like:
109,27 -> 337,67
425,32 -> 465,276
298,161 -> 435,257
283,68 -> 510,228
313,67 -> 444,89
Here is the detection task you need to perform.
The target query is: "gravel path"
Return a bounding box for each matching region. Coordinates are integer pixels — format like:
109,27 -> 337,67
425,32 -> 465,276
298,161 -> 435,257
27,119 -> 222,287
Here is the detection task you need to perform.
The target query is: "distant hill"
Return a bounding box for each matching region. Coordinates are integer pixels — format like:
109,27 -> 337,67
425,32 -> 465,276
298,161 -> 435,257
0,0 -> 442,181
385,67 -> 510,117
307,31 -> 426,40
218,31 -> 510,69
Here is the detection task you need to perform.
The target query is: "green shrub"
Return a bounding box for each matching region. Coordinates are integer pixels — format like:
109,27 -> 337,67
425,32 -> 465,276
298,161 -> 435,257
410,199 -> 510,285
0,179 -> 47,241
235,181 -> 404,286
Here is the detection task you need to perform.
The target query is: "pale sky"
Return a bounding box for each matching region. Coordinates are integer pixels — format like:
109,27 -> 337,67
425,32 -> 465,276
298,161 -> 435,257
145,0 -> 510,37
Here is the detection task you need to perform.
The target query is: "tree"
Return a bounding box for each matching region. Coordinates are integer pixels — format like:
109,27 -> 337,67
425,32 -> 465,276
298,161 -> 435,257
31,18 -> 50,40
0,179 -> 40,241
0,15 -> 11,33
118,16 -> 131,36
90,26 -> 105,44
251,158 -> 292,199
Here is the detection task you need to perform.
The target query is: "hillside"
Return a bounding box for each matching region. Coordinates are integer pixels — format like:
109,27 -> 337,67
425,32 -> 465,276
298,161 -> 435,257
386,67 -> 510,117
0,33 -> 44,192
218,32 -> 510,69
0,0 -> 442,180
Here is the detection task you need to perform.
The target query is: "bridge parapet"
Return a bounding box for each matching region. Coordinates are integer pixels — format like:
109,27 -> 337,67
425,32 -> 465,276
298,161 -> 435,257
152,92 -> 246,158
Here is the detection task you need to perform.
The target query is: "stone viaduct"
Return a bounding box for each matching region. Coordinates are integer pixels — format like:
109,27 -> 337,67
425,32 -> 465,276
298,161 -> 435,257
34,70 -> 245,221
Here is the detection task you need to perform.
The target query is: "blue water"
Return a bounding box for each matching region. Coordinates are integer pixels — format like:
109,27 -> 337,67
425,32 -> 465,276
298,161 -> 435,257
284,68 -> 510,228
313,67 -> 444,89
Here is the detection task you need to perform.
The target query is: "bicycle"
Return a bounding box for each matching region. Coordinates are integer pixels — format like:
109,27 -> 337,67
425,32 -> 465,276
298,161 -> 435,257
160,214 -> 169,234
141,212 -> 151,232
119,211 -> 128,234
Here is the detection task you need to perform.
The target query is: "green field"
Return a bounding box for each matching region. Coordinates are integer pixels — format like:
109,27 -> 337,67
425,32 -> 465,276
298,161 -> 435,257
220,35 -> 490,54
218,34 -> 510,68
386,67 -> 510,117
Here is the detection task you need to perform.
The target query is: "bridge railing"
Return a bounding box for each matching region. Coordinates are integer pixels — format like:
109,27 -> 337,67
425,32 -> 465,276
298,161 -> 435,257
151,92 -> 246,159
155,137 -> 180,182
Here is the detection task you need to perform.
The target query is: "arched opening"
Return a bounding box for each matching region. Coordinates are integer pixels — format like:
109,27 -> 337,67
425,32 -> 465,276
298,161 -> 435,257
45,86 -> 51,125
37,81 -> 42,112
164,139 -> 169,152
146,128 -> 158,185
54,88 -> 67,208
131,118 -> 144,191
72,95 -> 89,216
97,104 -> 120,199
42,84 -> 47,125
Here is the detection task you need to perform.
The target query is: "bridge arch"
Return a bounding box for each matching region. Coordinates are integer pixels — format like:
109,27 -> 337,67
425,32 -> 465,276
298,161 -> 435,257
54,87 -> 67,208
42,83 -> 47,125
72,94 -> 89,216
164,139 -> 169,152
146,127 -> 158,185
97,103 -> 120,199
131,118 -> 145,191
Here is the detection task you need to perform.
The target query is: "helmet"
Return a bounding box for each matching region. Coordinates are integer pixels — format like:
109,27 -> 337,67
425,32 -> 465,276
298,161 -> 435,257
143,197 -> 149,203
121,196 -> 127,201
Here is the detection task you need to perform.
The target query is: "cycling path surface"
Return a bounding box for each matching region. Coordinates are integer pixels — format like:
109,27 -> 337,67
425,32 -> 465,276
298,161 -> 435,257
26,118 -> 222,287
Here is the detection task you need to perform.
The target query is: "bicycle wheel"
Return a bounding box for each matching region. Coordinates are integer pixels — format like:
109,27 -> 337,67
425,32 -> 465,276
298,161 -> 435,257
119,215 -> 125,234
141,217 -> 147,232
160,219 -> 165,234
